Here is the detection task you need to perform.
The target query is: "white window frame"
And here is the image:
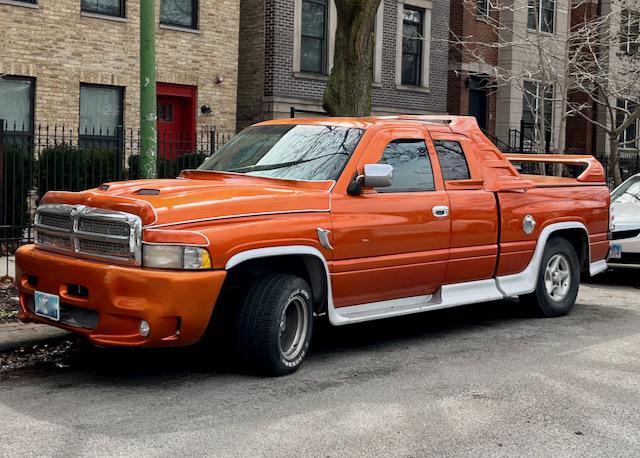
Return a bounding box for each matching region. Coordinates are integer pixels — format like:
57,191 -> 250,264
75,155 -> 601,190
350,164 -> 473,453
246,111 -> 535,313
395,0 -> 432,90
617,98 -> 640,150
476,0 -> 489,18
293,0 -> 382,82
527,0 -> 556,34
620,9 -> 640,56
522,80 -> 554,145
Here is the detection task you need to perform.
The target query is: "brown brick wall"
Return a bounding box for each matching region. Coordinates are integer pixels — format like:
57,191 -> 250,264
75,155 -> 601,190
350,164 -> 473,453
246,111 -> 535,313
0,0 -> 239,131
447,0 -> 498,136
565,0 -> 598,154
236,0 -> 265,130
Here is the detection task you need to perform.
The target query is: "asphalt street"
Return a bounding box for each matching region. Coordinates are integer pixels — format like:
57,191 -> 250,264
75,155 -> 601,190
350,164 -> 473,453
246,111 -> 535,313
1,270 -> 639,457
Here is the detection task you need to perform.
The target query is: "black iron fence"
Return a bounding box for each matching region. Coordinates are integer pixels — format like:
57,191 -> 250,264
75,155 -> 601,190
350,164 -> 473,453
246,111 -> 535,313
1,120 -> 234,278
594,151 -> 640,188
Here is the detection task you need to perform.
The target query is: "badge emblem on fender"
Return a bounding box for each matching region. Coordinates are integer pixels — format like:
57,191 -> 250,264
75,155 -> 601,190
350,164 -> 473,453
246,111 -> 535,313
317,228 -> 334,250
523,214 -> 536,235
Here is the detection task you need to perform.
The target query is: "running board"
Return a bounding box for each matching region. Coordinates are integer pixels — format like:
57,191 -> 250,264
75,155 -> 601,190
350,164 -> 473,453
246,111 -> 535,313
329,279 -> 505,325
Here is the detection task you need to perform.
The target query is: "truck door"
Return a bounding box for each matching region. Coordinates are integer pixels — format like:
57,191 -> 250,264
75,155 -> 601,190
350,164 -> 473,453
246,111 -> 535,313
427,132 -> 499,284
330,127 -> 451,308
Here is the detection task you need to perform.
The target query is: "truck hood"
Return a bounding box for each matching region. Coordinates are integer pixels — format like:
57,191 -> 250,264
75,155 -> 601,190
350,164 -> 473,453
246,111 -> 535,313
41,171 -> 333,227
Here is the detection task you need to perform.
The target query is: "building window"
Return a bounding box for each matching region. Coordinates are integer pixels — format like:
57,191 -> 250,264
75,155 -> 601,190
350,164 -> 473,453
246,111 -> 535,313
0,77 -> 34,134
160,0 -> 198,29
617,99 -> 639,149
396,1 -> 431,89
401,7 -> 424,86
81,0 -> 125,17
376,139 -> 435,192
522,80 -> 553,147
528,0 -> 555,33
433,140 -> 471,181
79,84 -> 123,148
476,0 -> 489,18
7,0 -> 37,4
300,0 -> 327,74
620,10 -> 640,56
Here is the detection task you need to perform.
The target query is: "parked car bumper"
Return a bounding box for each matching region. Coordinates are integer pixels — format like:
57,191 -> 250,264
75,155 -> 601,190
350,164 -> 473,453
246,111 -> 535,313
15,244 -> 226,347
608,232 -> 640,268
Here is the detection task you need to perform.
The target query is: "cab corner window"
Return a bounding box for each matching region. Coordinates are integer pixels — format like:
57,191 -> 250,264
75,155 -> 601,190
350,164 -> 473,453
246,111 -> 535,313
433,140 -> 471,181
376,139 -> 435,192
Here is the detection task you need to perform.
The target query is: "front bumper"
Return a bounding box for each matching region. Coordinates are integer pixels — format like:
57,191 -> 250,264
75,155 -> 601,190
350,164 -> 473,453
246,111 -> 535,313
15,244 -> 226,347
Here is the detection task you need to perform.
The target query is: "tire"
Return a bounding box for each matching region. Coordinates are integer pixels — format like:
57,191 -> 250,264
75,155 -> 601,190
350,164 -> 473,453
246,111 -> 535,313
235,274 -> 313,376
519,237 -> 580,317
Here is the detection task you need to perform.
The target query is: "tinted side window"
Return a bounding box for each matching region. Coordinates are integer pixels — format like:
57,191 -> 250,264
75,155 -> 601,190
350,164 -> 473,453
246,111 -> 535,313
433,140 -> 471,181
377,139 -> 435,192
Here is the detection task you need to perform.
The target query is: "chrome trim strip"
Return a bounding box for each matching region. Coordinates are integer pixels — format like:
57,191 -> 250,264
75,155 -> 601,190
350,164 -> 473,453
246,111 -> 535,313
151,208 -> 331,229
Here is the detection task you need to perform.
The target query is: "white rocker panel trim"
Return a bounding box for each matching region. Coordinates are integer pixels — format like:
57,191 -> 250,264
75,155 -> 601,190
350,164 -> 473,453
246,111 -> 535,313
330,278 -> 505,325
223,221 -> 606,326
589,259 -> 608,276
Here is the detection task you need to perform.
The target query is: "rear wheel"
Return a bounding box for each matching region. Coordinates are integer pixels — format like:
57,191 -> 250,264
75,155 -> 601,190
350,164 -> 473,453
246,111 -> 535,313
235,274 -> 313,376
519,237 -> 580,317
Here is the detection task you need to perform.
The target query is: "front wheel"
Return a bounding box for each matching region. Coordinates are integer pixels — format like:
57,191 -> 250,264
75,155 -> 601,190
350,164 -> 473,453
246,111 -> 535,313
235,274 -> 313,376
519,237 -> 580,317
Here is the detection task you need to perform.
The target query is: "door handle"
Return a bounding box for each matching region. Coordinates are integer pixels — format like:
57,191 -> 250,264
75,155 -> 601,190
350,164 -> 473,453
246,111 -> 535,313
432,205 -> 449,218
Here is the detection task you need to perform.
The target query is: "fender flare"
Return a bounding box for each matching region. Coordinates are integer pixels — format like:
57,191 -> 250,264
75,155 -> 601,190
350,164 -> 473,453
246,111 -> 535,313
496,221 -> 601,296
225,245 -> 338,319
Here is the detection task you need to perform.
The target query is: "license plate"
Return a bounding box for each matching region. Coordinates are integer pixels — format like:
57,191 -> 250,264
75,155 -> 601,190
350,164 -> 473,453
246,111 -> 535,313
34,291 -> 60,321
609,243 -> 622,260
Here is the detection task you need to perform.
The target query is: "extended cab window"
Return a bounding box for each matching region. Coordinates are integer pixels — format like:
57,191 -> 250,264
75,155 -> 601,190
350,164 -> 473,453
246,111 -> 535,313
433,140 -> 471,181
377,139 -> 435,192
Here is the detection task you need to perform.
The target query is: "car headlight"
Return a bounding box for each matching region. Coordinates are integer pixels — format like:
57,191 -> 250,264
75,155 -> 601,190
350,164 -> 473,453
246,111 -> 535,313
142,245 -> 212,270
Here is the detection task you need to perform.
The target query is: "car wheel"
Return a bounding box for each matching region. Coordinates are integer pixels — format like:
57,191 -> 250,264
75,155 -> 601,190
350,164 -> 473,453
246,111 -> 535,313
519,237 -> 580,317
235,273 -> 313,376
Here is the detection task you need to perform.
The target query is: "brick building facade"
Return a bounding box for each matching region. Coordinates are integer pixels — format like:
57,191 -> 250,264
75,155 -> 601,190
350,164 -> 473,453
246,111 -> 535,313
447,0 -> 498,137
0,0 -> 239,140
236,0 -> 450,129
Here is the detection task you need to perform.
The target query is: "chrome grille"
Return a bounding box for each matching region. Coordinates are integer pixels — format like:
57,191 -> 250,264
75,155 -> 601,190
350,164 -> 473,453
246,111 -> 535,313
78,218 -> 130,237
36,231 -> 73,250
78,239 -> 132,258
34,204 -> 142,265
39,213 -> 72,230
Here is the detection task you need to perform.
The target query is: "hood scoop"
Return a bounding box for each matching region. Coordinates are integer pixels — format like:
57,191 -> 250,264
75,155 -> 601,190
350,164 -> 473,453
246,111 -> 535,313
137,188 -> 161,196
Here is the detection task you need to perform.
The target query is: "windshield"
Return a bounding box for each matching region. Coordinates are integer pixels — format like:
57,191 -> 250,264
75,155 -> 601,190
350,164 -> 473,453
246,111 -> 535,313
612,177 -> 640,204
198,124 -> 364,181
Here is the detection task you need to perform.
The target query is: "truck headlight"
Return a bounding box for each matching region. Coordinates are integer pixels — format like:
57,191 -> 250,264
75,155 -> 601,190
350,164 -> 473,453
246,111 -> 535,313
142,245 -> 212,270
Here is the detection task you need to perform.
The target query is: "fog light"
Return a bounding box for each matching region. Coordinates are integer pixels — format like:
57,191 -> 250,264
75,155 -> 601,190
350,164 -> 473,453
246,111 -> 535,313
139,320 -> 150,337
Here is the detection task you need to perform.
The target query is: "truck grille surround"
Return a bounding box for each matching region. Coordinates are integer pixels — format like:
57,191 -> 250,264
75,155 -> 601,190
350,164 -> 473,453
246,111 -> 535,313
34,204 -> 142,266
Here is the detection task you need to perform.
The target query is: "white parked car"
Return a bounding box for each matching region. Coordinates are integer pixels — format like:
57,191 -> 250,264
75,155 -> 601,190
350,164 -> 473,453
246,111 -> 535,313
609,173 -> 640,268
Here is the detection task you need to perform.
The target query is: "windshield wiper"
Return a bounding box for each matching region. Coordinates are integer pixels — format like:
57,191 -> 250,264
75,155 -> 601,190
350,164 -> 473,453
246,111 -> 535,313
227,152 -> 349,173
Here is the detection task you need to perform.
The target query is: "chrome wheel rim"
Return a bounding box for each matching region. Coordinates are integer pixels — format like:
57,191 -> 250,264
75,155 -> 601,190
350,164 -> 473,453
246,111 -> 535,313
544,254 -> 571,302
278,295 -> 308,361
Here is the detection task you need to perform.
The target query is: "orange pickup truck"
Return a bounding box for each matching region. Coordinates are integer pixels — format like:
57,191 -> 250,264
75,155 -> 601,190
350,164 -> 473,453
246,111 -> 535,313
15,116 -> 610,375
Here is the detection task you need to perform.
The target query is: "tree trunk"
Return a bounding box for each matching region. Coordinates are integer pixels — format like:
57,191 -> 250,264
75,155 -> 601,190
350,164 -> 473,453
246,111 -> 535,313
323,0 -> 381,116
609,134 -> 623,187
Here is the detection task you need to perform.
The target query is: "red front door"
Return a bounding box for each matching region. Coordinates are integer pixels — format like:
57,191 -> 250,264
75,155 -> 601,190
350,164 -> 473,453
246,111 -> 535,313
156,83 -> 196,160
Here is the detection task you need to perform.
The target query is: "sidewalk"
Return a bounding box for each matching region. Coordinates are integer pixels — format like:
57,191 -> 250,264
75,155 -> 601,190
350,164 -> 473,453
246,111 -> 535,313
0,322 -> 69,352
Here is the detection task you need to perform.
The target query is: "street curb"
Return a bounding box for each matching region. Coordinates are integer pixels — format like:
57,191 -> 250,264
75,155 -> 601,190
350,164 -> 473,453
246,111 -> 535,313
0,322 -> 70,352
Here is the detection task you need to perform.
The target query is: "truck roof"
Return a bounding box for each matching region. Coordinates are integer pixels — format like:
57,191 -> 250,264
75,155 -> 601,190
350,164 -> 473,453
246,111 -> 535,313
258,115 -> 477,134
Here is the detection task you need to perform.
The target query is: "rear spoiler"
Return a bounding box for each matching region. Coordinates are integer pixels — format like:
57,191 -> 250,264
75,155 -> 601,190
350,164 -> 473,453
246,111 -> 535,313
504,154 -> 606,183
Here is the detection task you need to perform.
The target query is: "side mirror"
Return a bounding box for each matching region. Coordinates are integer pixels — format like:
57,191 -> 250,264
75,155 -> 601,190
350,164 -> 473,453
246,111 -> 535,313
363,163 -> 393,188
